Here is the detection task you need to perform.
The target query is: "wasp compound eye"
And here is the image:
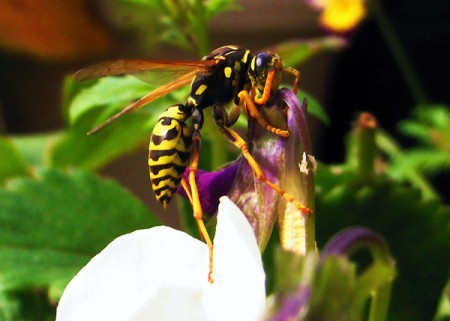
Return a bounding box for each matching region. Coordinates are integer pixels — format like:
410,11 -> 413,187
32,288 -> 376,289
249,52 -> 277,92
255,52 -> 273,69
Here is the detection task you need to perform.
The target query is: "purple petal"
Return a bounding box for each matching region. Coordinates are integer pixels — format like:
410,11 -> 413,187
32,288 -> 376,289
280,89 -> 312,157
320,227 -> 390,262
177,160 -> 240,216
270,286 -> 311,321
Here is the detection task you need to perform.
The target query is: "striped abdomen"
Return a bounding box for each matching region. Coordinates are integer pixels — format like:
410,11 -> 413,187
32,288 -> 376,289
149,104 -> 192,208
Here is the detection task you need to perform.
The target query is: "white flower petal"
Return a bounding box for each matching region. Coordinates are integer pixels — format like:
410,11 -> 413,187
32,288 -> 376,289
56,227 -> 210,321
57,197 -> 266,321
204,197 -> 266,321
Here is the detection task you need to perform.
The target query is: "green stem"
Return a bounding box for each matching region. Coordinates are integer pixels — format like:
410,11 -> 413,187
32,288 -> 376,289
368,0 -> 428,105
346,113 -> 377,184
368,283 -> 393,321
203,109 -> 230,170
192,0 -> 210,57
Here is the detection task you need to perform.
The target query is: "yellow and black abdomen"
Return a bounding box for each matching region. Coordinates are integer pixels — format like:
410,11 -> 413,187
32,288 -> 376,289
149,104 -> 192,207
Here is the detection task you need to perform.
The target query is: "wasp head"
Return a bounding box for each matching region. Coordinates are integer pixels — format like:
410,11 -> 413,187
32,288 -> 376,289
248,52 -> 284,98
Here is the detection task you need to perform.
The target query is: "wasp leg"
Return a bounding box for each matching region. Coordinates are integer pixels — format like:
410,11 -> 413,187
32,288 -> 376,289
282,67 -> 300,94
220,125 -> 312,215
226,103 -> 242,127
254,69 -> 275,105
180,178 -> 193,204
189,110 -> 214,283
238,90 -> 290,138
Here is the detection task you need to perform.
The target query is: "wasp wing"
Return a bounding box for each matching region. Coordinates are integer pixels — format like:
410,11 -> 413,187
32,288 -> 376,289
73,58 -> 219,135
86,70 -> 198,135
73,59 -> 216,81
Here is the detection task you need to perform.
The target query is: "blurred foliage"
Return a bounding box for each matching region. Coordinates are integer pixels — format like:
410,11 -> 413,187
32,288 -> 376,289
433,280 -> 450,321
314,112 -> 450,321
391,105 -> 450,178
0,168 -> 159,320
101,0 -> 237,56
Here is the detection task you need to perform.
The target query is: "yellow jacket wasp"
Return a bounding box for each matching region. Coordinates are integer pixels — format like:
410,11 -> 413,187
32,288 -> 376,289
74,45 -> 311,281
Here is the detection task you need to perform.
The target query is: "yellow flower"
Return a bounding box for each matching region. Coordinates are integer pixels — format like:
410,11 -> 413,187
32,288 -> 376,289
309,0 -> 367,33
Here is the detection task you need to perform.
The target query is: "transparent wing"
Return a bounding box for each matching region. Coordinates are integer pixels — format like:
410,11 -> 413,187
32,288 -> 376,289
73,58 -> 219,135
86,70 -> 198,135
73,59 -> 217,81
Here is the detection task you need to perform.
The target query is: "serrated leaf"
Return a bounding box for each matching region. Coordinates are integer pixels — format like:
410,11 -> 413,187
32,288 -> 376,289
389,148 -> 450,177
0,136 -> 31,184
399,105 -> 450,149
0,167 -> 159,296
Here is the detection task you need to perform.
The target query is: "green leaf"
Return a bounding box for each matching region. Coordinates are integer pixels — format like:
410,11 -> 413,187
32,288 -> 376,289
205,0 -> 238,20
0,167 -> 159,298
54,76 -> 189,170
399,105 -> 450,149
271,37 -> 347,67
67,76 -> 155,125
10,132 -> 63,168
297,90 -> 329,124
48,108 -> 153,170
376,130 -> 440,200
433,280 -> 450,321
0,136 -> 31,184
389,148 -> 450,177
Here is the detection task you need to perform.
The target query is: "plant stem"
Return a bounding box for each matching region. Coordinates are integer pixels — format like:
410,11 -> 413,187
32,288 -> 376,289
192,0 -> 210,57
203,109 -> 230,170
368,282 -> 393,321
346,113 -> 377,184
368,0 -> 428,105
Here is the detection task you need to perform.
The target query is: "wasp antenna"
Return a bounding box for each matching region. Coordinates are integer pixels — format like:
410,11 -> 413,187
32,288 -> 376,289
86,125 -> 104,136
86,106 -> 134,135
87,121 -> 110,135
73,69 -> 87,81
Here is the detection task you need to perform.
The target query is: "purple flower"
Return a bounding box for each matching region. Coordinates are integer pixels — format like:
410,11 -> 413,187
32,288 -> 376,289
178,89 -> 316,252
177,160 -> 240,216
266,227 -> 395,321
